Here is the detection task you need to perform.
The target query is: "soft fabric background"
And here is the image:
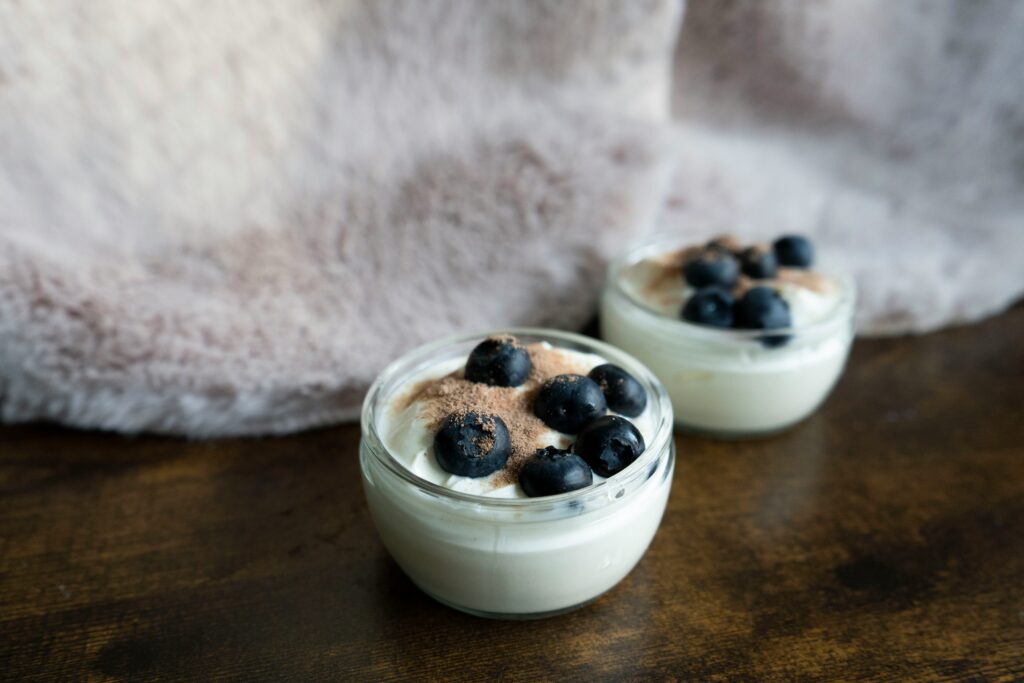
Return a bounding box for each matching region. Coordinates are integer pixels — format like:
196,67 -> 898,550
0,0 -> 1020,436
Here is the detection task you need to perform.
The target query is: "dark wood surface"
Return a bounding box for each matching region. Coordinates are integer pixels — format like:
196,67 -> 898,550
2,307 -> 1023,682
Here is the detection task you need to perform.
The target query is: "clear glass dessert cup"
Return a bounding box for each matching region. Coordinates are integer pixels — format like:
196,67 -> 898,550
600,238 -> 857,438
359,328 -> 675,619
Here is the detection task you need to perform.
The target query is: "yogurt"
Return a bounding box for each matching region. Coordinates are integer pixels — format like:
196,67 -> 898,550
601,237 -> 855,436
359,329 -> 674,618
380,347 -> 659,498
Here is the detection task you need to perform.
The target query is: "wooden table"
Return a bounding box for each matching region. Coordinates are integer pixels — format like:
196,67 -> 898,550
2,307 -> 1023,682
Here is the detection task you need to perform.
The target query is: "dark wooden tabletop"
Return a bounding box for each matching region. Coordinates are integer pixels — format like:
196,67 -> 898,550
2,306 -> 1023,682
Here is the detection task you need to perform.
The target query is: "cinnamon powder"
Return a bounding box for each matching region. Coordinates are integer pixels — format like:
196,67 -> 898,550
401,341 -> 591,487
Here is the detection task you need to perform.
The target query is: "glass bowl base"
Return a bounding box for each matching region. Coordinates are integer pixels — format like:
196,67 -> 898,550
418,585 -> 602,620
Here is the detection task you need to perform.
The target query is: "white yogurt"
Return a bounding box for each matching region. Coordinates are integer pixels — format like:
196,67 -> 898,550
360,331 -> 674,617
601,242 -> 855,436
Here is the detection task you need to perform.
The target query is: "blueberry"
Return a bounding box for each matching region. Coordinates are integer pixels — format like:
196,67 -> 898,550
734,286 -> 792,347
588,364 -> 647,418
465,336 -> 532,387
740,245 -> 778,279
518,446 -> 594,497
533,374 -> 607,434
433,412 -> 511,477
683,248 -> 739,288
681,286 -> 735,328
573,415 -> 646,478
773,235 -> 814,268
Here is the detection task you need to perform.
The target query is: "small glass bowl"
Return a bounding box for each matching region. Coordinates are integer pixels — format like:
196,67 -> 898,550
600,237 -> 856,438
359,328 -> 675,619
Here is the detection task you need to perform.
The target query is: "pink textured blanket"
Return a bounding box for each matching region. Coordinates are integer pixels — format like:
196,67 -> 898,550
1,1 -> 1021,436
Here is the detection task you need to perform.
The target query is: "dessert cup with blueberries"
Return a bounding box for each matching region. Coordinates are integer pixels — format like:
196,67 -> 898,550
359,329 -> 674,619
601,234 -> 856,438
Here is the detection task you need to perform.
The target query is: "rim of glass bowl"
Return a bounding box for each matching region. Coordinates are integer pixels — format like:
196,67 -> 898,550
605,235 -> 857,346
360,327 -> 674,512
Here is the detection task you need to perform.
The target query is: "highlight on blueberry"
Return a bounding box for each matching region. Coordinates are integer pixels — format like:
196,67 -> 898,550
573,415 -> 646,478
734,286 -> 792,347
433,412 -> 511,477
739,245 -> 778,279
518,446 -> 594,497
773,235 -> 814,268
682,248 -> 739,289
464,335 -> 532,387
533,374 -> 608,434
681,286 -> 735,328
588,363 -> 647,418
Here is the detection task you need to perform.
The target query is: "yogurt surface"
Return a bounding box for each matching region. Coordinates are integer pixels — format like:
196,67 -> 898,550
616,253 -> 843,328
380,343 -> 658,498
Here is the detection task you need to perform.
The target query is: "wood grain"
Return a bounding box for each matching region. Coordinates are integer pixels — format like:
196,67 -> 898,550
2,306 -> 1023,681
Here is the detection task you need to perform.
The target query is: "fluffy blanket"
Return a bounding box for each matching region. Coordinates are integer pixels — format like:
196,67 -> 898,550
1,0 -> 1020,436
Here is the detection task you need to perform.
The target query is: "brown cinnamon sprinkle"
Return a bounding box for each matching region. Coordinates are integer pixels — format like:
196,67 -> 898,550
776,267 -> 829,293
471,415 -> 497,454
395,340 -> 593,489
638,244 -> 700,302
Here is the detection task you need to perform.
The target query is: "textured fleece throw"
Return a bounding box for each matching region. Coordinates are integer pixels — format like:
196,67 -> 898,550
1,0 -> 1021,436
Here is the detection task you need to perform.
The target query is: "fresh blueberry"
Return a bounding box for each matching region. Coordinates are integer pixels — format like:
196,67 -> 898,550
573,415 -> 646,478
773,235 -> 814,268
681,286 -> 735,328
518,446 -> 594,497
464,336 -> 532,387
740,245 -> 778,279
683,248 -> 740,288
433,412 -> 511,477
588,364 -> 647,417
734,286 -> 792,347
533,374 -> 608,434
